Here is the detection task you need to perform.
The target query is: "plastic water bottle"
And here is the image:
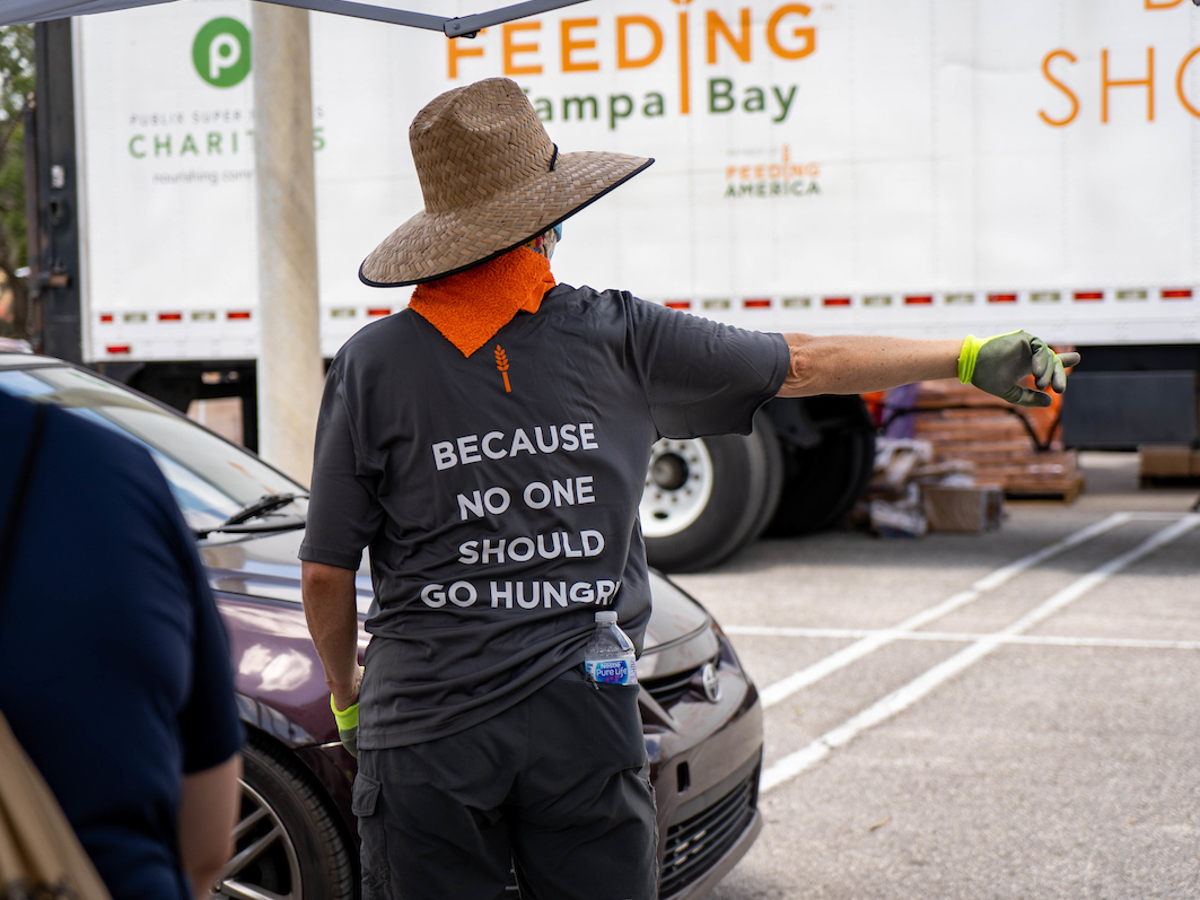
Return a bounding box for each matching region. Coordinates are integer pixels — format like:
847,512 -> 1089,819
583,611 -> 639,685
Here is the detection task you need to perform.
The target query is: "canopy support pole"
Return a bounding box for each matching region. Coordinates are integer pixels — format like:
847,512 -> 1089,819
252,2 -> 324,486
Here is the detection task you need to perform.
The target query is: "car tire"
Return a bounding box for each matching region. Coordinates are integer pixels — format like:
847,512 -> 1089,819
766,397 -> 876,537
211,737 -> 356,900
641,411 -> 779,573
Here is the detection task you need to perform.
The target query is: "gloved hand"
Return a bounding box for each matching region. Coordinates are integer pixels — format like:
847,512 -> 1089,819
330,694 -> 359,759
959,331 -> 1081,407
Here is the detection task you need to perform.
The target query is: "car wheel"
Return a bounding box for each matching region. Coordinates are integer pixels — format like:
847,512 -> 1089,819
210,738 -> 356,900
641,411 -> 780,572
766,397 -> 876,537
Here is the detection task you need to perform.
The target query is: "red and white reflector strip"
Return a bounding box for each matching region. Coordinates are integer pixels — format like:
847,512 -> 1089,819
106,345 -> 131,355
652,287 -> 1193,310
367,307 -> 392,317
98,310 -> 237,324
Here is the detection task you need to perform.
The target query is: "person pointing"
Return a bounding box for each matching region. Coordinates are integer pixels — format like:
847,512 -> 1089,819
299,76 -> 1077,900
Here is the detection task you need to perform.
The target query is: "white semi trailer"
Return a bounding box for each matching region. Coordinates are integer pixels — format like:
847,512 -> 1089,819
26,0 -> 1200,569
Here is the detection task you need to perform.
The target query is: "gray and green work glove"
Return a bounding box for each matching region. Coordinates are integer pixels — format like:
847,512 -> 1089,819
958,331 -> 1081,407
330,694 -> 359,759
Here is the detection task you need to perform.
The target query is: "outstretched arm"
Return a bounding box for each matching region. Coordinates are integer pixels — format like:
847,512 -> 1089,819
778,331 -> 1079,407
778,334 -> 960,397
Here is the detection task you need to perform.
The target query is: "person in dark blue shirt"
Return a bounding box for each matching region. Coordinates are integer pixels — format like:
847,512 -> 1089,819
0,390 -> 244,900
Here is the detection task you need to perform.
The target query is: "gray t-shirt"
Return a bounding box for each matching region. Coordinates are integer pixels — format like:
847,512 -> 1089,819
299,283 -> 788,748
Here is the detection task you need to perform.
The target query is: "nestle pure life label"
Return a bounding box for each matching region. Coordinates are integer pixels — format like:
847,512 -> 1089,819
586,659 -> 638,686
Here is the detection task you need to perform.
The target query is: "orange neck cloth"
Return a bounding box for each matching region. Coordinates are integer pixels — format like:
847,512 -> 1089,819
408,248 -> 556,357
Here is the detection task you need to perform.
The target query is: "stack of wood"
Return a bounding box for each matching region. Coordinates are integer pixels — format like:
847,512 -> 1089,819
902,378 -> 1085,501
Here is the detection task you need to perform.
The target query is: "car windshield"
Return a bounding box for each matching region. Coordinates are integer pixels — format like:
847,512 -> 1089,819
0,365 -> 307,533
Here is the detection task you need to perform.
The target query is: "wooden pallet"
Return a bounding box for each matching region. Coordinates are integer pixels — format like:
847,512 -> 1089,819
1002,471 -> 1087,502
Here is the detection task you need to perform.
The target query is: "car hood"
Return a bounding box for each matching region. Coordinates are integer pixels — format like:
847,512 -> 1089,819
199,528 -> 710,654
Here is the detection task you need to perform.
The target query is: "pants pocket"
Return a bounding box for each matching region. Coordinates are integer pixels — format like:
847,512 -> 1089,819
353,771 -> 388,899
558,678 -> 646,770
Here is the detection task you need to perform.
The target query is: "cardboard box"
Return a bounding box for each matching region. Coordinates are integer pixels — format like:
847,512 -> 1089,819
922,484 -> 1004,533
1140,445 -> 1193,478
1192,450 -> 1200,478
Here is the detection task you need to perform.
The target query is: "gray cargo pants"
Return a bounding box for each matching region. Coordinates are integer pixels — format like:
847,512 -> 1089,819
352,667 -> 658,900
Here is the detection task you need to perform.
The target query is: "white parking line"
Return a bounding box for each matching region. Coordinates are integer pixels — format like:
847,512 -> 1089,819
759,514 -> 1200,794
755,512 -> 1133,709
729,627 -> 1200,651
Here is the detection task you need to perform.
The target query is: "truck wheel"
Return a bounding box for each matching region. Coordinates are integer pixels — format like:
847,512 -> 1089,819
746,410 -> 785,544
766,397 -> 876,537
641,411 -> 780,572
211,737 -> 356,900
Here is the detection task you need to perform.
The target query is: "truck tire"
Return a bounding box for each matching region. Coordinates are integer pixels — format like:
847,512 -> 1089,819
211,737 -> 356,900
746,410 -> 785,544
766,396 -> 876,537
641,411 -> 781,572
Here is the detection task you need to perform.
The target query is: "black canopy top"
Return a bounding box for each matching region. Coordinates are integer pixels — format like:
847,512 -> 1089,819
1,0 -> 589,35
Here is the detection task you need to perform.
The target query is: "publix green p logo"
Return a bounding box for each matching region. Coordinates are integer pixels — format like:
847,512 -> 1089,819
193,17 -> 251,88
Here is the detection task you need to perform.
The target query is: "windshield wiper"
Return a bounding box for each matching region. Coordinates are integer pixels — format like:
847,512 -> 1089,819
195,492 -> 308,538
221,492 -> 307,526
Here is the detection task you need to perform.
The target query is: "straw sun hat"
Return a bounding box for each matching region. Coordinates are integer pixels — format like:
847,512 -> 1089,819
359,77 -> 653,287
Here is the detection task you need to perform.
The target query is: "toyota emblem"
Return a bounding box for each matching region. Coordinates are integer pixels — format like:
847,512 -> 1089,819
701,662 -> 721,703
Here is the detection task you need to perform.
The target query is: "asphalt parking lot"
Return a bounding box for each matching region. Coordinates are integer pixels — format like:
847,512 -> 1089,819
674,452 -> 1200,900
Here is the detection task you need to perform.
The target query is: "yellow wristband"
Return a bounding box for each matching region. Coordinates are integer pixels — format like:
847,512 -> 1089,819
330,694 -> 359,730
958,334 -> 982,385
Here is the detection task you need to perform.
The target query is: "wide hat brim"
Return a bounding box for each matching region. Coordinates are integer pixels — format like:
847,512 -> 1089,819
360,150 -> 653,287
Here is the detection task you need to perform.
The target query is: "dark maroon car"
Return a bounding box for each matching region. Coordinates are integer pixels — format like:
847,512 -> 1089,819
0,349 -> 763,900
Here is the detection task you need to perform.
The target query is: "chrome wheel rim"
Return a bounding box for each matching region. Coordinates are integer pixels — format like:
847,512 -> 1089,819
640,438 -> 714,538
209,779 -> 303,900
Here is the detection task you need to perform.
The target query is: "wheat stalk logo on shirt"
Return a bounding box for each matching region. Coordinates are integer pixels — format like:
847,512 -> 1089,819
495,345 -> 512,393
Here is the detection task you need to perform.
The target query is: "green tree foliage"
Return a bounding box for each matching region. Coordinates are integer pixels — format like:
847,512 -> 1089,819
0,24 -> 33,339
